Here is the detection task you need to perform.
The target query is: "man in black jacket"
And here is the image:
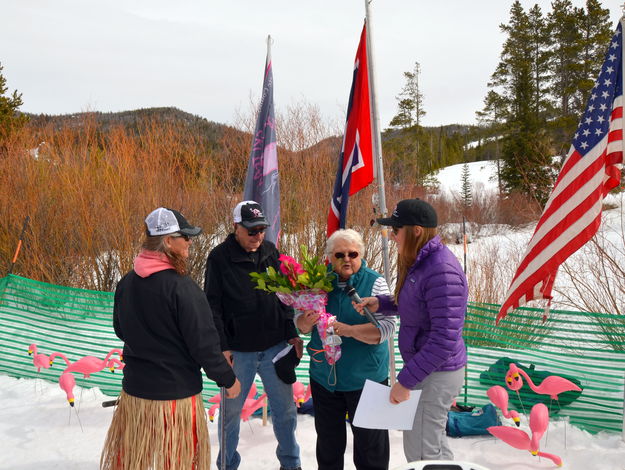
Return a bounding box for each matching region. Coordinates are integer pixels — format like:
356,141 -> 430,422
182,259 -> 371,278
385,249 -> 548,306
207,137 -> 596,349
204,201 -> 302,470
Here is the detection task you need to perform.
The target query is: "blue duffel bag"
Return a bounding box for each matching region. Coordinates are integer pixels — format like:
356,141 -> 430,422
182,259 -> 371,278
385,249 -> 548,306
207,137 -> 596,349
446,404 -> 500,437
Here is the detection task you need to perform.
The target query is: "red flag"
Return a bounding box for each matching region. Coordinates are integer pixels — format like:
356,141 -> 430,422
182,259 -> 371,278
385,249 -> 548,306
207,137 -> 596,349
497,24 -> 624,324
327,23 -> 374,237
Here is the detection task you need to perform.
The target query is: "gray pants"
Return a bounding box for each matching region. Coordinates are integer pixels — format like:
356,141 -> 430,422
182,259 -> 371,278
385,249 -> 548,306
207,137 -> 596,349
403,368 -> 464,462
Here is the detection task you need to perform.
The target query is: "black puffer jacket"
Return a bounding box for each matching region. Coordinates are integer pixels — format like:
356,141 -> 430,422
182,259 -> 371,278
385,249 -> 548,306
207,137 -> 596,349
114,269 -> 236,400
204,234 -> 297,352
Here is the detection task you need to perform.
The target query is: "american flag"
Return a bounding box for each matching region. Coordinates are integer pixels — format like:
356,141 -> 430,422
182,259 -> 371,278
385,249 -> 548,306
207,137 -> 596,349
327,23 -> 374,237
497,23 -> 624,324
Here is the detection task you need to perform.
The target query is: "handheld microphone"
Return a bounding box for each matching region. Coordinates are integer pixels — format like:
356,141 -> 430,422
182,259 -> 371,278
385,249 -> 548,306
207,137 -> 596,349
344,284 -> 380,328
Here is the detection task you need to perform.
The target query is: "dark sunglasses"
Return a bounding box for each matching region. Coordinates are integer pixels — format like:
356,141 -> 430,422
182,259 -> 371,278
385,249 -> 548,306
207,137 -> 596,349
170,233 -> 190,241
334,251 -> 359,260
248,227 -> 266,237
391,226 -> 403,235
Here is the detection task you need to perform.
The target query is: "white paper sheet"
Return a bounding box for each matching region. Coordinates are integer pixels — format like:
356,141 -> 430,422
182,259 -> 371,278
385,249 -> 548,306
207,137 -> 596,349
352,379 -> 421,430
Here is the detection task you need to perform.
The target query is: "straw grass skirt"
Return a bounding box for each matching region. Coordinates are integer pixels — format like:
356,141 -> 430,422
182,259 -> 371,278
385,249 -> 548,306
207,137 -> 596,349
100,390 -> 210,470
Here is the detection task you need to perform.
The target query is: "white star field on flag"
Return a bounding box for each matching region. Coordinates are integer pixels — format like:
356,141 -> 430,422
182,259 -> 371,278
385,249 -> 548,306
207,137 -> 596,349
573,27 -> 623,155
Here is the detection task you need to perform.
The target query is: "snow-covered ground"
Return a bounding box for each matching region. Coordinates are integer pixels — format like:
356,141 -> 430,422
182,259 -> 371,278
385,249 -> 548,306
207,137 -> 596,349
3,160 -> 625,469
433,160 -> 501,196
2,374 -> 625,470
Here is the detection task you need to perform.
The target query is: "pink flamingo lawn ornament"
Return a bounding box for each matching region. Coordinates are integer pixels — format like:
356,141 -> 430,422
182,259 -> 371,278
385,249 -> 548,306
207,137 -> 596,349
58,372 -> 76,407
48,351 -> 71,368
50,348 -> 123,378
488,403 -> 563,467
58,371 -> 84,431
28,344 -> 52,373
292,381 -> 311,407
106,358 -> 125,372
487,385 -> 520,427
240,393 -> 268,421
207,383 -> 267,423
505,363 -> 582,404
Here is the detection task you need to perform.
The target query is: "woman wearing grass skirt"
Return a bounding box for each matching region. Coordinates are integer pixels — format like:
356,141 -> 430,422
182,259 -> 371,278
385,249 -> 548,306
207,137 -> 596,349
101,207 -> 241,470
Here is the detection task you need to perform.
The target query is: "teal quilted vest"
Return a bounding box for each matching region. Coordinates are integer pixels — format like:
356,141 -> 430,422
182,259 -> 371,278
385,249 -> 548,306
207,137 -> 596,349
307,261 -> 390,391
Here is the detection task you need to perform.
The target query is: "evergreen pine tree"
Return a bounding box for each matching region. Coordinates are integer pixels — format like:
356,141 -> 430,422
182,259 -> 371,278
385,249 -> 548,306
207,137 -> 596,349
546,0 -> 584,152
575,0 -> 612,114
528,4 -> 552,120
483,1 -> 553,204
390,62 -> 426,128
0,62 -> 28,147
461,161 -> 472,208
389,98 -> 414,128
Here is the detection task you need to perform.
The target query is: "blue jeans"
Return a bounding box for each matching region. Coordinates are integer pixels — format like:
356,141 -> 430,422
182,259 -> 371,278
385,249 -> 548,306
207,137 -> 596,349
217,342 -> 301,470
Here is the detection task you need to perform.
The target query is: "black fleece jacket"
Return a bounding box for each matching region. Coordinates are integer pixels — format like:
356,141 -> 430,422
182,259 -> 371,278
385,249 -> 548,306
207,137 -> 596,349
204,234 -> 297,352
114,269 -> 236,400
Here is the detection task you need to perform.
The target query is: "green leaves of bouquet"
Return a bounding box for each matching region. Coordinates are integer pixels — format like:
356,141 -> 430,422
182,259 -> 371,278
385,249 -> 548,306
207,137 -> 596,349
249,245 -> 334,294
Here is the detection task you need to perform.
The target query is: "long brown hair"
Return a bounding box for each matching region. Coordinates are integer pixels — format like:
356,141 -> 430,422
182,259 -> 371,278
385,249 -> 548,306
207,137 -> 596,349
395,225 -> 437,301
141,231 -> 188,275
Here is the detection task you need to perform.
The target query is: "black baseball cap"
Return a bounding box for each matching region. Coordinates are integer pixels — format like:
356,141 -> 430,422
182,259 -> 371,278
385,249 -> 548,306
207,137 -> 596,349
233,201 -> 269,229
377,198 -> 437,228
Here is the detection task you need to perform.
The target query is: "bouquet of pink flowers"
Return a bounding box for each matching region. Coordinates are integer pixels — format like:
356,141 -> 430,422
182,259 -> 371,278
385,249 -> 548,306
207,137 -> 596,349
250,245 -> 341,364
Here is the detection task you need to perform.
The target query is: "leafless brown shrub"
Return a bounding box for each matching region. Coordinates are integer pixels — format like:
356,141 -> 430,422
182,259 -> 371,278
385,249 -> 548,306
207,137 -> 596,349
0,113 -> 237,289
554,204 -> 625,349
466,238 -> 525,305
497,191 -> 543,226
1,99 -> 556,302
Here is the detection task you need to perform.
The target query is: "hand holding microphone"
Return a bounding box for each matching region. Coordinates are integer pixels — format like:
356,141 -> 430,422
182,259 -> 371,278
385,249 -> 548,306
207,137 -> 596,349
344,284 -> 380,328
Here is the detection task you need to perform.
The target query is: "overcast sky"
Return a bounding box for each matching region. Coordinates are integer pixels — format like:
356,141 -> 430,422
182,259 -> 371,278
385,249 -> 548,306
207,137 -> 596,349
2,1 -> 623,129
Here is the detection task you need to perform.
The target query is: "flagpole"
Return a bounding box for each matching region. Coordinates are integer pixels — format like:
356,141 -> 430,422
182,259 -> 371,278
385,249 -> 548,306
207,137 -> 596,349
621,6 -> 625,444
364,0 -> 391,283
621,8 -> 625,165
364,0 -> 395,385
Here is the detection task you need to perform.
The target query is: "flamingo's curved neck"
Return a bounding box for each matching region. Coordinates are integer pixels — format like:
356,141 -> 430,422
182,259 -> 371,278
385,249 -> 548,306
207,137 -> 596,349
518,368 -> 538,392
103,349 -> 122,363
51,352 -> 71,365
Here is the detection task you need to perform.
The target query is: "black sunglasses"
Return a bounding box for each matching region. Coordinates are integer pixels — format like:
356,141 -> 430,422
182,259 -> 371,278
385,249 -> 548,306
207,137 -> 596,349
170,233 -> 190,241
248,227 -> 266,237
334,251 -> 359,260
391,226 -> 403,235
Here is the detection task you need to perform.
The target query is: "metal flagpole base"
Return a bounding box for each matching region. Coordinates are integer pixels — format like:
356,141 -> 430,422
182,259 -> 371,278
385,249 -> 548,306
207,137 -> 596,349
220,387 -> 227,470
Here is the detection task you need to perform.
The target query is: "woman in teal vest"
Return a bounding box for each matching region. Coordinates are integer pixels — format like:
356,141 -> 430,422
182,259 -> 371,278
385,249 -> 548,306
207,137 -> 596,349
296,229 -> 396,470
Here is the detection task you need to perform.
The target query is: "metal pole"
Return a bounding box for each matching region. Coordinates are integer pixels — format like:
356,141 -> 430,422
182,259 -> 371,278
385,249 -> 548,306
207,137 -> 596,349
462,216 -> 468,405
364,0 -> 391,283
619,15 -> 625,438
220,387 -> 227,470
462,216 -> 467,274
364,0 -> 395,385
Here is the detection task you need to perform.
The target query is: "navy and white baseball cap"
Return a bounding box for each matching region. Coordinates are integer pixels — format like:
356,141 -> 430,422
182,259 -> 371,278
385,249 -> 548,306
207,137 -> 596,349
233,201 -> 268,229
145,207 -> 202,237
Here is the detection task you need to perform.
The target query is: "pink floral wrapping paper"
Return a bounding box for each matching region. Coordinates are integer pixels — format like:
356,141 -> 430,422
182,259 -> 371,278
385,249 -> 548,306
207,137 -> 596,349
276,289 -> 341,365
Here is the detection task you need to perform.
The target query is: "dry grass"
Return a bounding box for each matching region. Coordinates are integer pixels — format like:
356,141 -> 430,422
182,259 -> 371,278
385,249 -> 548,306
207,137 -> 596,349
1,104 -> 543,292
554,204 -> 625,349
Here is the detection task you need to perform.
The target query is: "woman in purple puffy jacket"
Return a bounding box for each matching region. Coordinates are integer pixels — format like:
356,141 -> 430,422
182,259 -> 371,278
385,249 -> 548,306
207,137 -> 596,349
356,198 -> 468,462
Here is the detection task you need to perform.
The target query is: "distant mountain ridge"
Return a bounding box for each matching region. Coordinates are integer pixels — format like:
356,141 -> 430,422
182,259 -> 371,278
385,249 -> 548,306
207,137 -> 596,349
24,107 -> 477,154
27,106 -> 223,134
25,107 -> 242,153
